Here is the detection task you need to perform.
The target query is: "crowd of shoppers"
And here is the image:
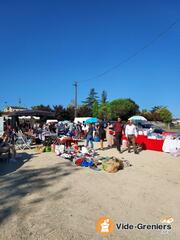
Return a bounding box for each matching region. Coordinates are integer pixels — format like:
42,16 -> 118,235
84,118 -> 139,154
1,118 -> 139,156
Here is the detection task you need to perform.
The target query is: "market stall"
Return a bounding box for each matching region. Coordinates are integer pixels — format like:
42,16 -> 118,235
122,134 -> 164,152
55,136 -> 78,147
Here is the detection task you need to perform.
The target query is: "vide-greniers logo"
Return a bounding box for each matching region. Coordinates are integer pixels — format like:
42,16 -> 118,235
160,216 -> 174,234
96,216 -> 114,236
160,216 -> 174,224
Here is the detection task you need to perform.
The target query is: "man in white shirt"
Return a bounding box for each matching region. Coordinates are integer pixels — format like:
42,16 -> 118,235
125,120 -> 138,154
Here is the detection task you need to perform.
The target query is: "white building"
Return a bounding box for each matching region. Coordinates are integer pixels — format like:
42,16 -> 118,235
4,106 -> 28,113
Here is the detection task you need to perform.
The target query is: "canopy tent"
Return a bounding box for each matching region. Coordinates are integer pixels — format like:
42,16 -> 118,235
129,116 -> 147,121
46,119 -> 58,124
84,117 -> 98,124
7,110 -> 55,129
74,117 -> 91,124
58,120 -> 71,125
19,116 -> 40,120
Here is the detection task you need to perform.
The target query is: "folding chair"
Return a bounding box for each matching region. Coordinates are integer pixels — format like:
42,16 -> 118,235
15,131 -> 32,150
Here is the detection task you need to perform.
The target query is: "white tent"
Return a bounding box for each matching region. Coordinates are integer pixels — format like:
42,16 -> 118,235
74,117 -> 91,124
129,116 -> 147,121
19,116 -> 40,120
46,119 -> 58,124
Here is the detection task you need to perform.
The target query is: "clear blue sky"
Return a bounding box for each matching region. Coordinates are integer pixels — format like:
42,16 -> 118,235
0,0 -> 180,116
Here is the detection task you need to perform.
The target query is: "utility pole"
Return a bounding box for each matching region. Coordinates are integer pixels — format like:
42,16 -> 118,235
18,98 -> 22,107
73,81 -> 78,118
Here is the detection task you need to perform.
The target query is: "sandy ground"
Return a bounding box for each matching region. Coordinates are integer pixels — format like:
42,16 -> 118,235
0,143 -> 180,240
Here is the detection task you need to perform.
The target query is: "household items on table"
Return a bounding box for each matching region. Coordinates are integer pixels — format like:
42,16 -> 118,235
162,133 -> 180,156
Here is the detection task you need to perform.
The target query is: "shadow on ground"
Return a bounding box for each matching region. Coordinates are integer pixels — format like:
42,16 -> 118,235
0,155 -> 80,225
0,152 -> 33,176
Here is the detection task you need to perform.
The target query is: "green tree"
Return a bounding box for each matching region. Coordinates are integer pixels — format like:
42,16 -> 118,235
32,104 -> 52,112
152,111 -> 161,121
64,106 -> 75,121
82,88 -> 99,109
155,107 -> 172,123
98,103 -> 110,120
151,106 -> 163,113
92,101 -> 99,117
141,109 -> 148,113
101,90 -> 107,104
53,105 -> 67,121
77,105 -> 92,117
108,98 -> 139,120
140,111 -> 153,121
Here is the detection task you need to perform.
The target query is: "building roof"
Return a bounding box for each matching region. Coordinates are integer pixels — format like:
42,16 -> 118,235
8,110 -> 55,117
7,106 -> 27,109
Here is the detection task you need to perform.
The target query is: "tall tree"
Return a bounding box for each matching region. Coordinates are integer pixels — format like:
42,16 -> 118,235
151,106 -> 163,113
101,90 -> 107,104
92,101 -> 99,117
155,107 -> 172,123
31,104 -> 52,112
82,88 -> 99,109
64,106 -> 75,121
108,98 -> 139,120
98,103 -> 110,120
53,105 -> 66,121
140,111 -> 153,121
77,105 -> 92,117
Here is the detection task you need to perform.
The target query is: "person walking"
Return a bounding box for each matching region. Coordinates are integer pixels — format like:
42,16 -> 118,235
86,123 -> 94,148
113,117 -> 123,153
98,122 -> 105,150
125,120 -> 138,154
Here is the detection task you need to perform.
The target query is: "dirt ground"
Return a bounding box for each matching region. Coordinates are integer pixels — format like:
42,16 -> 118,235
0,146 -> 180,240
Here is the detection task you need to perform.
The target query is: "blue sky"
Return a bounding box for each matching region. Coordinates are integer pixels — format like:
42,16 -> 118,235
0,0 -> 180,116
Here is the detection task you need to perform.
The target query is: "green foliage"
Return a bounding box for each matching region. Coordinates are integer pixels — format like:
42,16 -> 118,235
140,112 -> 153,121
82,88 -> 99,109
108,98 -> 139,120
65,106 -> 75,121
31,92 -> 173,124
98,103 -> 110,120
101,90 -> 107,104
77,105 -> 92,117
92,101 -> 99,117
53,105 -> 66,121
151,106 -> 163,113
155,107 -> 172,123
140,106 -> 172,123
32,104 -> 52,112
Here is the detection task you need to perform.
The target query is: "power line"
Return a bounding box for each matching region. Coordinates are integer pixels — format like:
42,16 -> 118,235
79,17 -> 180,83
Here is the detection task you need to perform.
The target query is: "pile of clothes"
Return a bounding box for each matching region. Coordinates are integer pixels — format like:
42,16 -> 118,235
54,143 -> 132,172
55,145 -> 95,168
95,156 -> 132,173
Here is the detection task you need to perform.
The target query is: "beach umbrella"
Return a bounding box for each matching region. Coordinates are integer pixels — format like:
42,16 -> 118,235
129,116 -> 147,121
84,117 -> 98,124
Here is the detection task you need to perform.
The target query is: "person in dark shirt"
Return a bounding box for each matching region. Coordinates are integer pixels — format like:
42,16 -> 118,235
113,117 -> 123,153
86,123 -> 94,148
98,122 -> 106,150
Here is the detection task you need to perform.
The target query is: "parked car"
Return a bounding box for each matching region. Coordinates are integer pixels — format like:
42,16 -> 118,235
137,122 -> 165,134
